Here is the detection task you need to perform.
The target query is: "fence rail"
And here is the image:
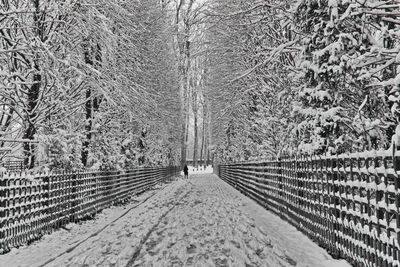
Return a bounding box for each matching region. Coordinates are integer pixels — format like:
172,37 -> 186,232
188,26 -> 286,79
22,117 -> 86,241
2,160 -> 24,172
0,165 -> 179,253
215,149 -> 400,267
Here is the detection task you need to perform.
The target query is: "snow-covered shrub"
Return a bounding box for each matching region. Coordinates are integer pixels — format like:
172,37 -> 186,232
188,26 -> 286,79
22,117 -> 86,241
38,130 -> 84,171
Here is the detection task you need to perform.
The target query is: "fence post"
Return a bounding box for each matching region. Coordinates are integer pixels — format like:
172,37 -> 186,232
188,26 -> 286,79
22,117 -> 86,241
295,155 -> 302,226
70,172 -> 77,223
393,142 -> 400,260
262,161 -> 268,209
44,174 -> 51,233
0,174 -> 6,252
295,155 -> 300,212
277,156 -> 283,214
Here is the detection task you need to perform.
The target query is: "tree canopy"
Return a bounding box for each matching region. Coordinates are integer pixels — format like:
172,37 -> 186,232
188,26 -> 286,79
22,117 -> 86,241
1,0 -> 398,169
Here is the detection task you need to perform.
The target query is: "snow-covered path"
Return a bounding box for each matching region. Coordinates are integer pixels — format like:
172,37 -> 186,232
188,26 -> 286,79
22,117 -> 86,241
1,174 -> 350,267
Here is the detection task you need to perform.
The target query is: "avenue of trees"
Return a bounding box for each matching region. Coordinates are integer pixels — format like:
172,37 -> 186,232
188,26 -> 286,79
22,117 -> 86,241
1,0 -> 399,169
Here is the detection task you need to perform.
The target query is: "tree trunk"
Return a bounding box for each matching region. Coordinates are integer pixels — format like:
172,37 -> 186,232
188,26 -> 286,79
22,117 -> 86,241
180,83 -> 189,168
178,40 -> 191,169
199,130 -> 204,167
193,111 -> 198,167
180,120 -> 187,168
185,110 -> 189,155
138,129 -> 146,166
207,104 -> 212,165
175,1 -> 194,168
383,19 -> 397,146
81,88 -> 92,167
81,42 -> 101,167
23,73 -> 41,169
23,0 -> 42,169
199,110 -> 206,166
0,105 -> 14,147
81,43 -> 94,167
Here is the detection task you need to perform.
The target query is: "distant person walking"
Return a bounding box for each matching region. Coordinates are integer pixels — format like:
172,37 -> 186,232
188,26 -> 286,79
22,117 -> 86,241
183,164 -> 188,179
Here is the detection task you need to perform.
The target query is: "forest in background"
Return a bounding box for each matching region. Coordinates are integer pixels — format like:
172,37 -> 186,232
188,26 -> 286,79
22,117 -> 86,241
0,0 -> 399,170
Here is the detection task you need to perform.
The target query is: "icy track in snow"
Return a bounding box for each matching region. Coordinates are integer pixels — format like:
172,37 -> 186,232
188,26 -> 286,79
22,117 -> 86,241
1,174 -> 350,267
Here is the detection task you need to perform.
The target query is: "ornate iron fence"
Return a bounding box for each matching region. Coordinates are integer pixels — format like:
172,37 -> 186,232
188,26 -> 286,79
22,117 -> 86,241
215,150 -> 400,267
0,166 -> 179,253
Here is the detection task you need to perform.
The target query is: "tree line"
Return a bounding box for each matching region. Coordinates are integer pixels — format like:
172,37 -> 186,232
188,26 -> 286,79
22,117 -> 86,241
0,0 -> 181,170
1,0 -> 399,169
204,0 -> 400,162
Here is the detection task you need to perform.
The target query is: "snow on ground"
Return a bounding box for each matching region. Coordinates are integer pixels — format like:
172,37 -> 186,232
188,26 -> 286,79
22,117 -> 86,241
1,174 -> 350,267
0,179 -> 187,267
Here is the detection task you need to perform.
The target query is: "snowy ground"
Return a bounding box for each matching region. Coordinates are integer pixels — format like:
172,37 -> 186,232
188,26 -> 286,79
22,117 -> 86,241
1,174 -> 350,267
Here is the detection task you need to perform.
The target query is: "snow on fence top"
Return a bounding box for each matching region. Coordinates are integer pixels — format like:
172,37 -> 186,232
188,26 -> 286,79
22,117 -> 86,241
216,149 -> 400,267
0,166 -> 179,253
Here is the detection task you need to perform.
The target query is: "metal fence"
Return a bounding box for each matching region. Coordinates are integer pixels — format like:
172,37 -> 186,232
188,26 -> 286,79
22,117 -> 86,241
215,149 -> 400,267
0,166 -> 179,253
2,160 -> 24,172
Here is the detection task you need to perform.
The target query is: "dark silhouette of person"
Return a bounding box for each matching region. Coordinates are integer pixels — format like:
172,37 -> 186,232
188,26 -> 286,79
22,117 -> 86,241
183,164 -> 188,179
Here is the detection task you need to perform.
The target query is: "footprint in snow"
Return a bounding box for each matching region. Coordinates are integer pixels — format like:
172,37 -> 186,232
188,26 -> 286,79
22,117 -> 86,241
222,247 -> 231,255
230,240 -> 241,248
213,256 -> 229,267
168,255 -> 184,267
185,256 -> 195,266
186,244 -> 197,254
167,241 -> 176,249
263,239 -> 273,248
281,254 -> 297,266
146,238 -> 160,254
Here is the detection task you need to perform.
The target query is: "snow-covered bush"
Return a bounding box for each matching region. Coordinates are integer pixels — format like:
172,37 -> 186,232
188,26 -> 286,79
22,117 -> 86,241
38,130 -> 84,171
